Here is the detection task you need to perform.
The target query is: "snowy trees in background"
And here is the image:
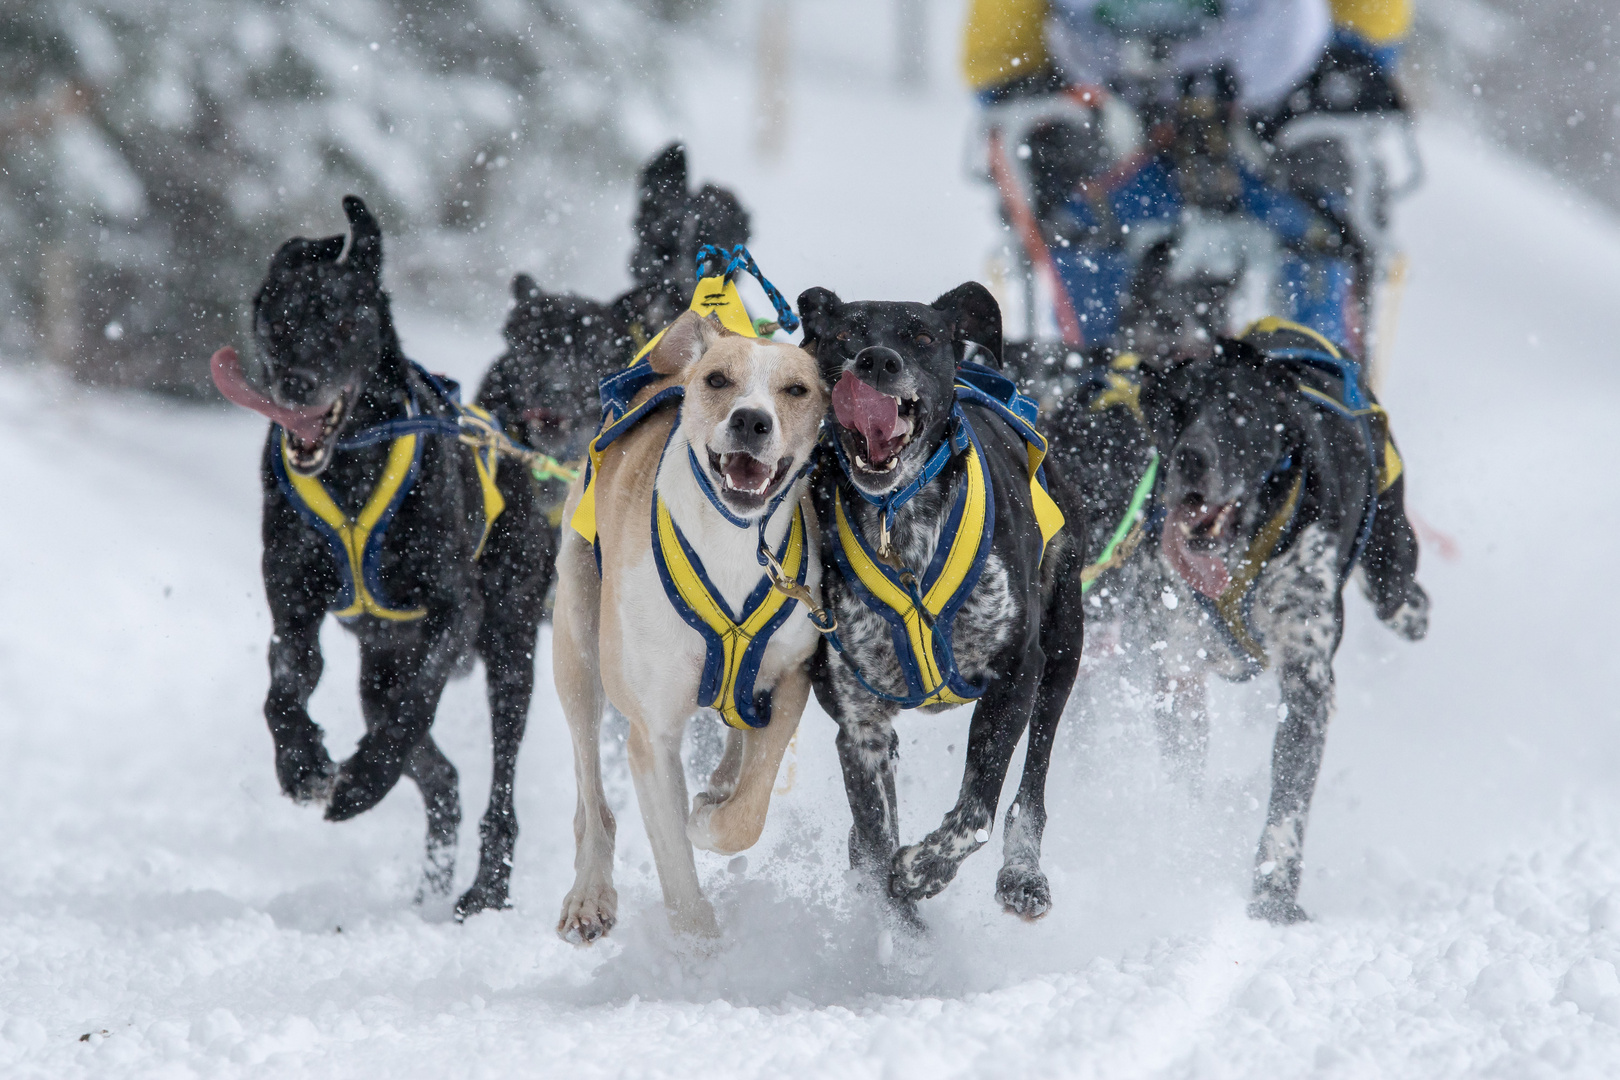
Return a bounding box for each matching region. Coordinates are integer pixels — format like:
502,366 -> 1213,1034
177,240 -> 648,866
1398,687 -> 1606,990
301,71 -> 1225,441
0,0 -> 701,394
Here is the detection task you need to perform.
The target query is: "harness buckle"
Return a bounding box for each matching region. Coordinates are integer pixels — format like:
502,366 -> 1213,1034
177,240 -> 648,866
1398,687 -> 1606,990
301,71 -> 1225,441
759,539 -> 836,634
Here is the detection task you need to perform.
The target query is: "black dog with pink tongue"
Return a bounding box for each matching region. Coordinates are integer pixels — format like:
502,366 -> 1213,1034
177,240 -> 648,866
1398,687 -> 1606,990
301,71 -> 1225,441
797,282 -> 1088,926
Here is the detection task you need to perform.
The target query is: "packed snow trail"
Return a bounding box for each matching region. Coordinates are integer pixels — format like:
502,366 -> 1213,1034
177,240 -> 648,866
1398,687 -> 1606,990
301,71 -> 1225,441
4,5 -> 1620,1077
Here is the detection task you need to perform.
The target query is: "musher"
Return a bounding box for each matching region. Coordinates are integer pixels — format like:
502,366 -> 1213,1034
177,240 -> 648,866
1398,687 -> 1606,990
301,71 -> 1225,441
963,0 -> 1418,358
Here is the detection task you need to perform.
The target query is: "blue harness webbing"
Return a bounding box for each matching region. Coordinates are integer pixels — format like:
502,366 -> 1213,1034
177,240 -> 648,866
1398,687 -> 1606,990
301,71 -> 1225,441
818,365 -> 1066,709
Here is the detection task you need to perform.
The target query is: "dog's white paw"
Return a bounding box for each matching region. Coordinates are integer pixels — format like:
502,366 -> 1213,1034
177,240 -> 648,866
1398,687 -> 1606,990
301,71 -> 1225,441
1381,583 -> 1431,642
557,878 -> 618,945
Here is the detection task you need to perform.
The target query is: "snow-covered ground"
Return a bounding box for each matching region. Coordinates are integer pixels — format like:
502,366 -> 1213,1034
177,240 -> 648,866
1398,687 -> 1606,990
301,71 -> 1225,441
4,3 -> 1620,1076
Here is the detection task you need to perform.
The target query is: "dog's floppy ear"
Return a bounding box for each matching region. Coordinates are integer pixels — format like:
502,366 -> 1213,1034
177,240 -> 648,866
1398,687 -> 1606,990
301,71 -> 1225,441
796,287 -> 843,358
341,195 -> 382,278
932,281 -> 1002,366
648,310 -> 724,376
640,143 -> 689,208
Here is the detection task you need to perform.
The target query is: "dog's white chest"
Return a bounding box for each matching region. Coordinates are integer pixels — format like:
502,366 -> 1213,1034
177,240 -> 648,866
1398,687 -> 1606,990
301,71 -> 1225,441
613,491 -> 822,722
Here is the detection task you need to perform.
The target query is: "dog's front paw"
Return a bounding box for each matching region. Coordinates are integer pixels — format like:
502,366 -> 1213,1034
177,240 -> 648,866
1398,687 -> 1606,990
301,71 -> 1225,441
995,865 -> 1052,920
1248,894 -> 1310,925
454,880 -> 511,921
273,728 -> 335,805
415,837 -> 457,904
1379,582 -> 1430,642
323,749 -> 404,822
557,879 -> 618,944
889,841 -> 966,902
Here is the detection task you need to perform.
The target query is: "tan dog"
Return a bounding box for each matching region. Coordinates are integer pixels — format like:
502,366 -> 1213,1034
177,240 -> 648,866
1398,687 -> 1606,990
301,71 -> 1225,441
552,311 -> 827,941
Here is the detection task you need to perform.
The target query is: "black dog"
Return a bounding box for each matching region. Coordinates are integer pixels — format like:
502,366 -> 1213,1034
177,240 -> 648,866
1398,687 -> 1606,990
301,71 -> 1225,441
476,143 -> 751,503
797,282 -> 1088,923
248,196 -> 551,918
1137,321 -> 1428,922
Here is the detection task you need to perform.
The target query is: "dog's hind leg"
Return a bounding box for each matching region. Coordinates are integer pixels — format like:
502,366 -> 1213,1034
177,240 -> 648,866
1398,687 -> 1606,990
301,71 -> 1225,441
406,737 -> 461,900
456,612 -> 542,920
1153,667 -> 1209,796
265,607 -> 335,804
688,668 -> 808,856
892,653 -> 1043,904
358,644 -> 462,899
554,531 -> 618,943
1357,474 -> 1429,641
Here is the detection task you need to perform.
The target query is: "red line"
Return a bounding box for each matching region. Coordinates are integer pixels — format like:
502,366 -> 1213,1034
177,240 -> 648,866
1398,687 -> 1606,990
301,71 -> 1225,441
988,130 -> 1084,348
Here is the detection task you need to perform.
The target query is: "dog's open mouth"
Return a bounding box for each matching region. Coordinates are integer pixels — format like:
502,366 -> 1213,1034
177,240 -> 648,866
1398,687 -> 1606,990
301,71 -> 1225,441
832,371 -> 918,476
1162,496 -> 1237,598
283,391 -> 352,473
707,448 -> 794,511
211,346 -> 354,475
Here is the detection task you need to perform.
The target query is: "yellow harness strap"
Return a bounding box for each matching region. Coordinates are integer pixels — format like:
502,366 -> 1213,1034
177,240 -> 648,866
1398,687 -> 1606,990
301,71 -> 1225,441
282,433 -> 429,621
833,440 -> 990,708
571,273 -> 760,545
455,402 -> 508,557
655,498 -> 809,730
1213,472 -> 1305,668
1023,441 -> 1067,554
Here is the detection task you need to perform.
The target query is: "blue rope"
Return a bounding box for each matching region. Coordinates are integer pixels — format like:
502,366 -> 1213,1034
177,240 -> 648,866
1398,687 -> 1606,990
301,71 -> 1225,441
692,244 -> 801,333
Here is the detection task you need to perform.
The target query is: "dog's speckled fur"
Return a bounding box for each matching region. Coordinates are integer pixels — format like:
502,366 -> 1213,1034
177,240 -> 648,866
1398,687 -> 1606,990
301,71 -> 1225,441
799,282 -> 1088,925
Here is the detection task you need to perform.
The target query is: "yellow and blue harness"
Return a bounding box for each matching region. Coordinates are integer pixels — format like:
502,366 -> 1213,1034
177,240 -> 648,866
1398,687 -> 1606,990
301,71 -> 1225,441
821,362 -> 1066,709
1172,318 -> 1406,674
270,364 -> 506,623
570,245 -> 812,730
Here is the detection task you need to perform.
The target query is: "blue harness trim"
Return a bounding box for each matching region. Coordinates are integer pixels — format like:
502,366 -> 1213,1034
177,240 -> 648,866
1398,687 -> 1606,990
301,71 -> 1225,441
819,364 -> 1062,708
826,420 -> 996,707
650,417 -> 809,729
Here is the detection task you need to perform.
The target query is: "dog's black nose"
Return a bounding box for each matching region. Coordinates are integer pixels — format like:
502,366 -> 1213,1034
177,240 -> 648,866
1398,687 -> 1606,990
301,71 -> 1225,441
854,347 -> 904,379
729,407 -> 773,444
1175,445 -> 1210,487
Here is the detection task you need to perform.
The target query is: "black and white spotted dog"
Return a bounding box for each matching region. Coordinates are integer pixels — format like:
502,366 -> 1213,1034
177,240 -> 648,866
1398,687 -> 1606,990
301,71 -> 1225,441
1136,324 -> 1429,923
796,283 -> 1088,924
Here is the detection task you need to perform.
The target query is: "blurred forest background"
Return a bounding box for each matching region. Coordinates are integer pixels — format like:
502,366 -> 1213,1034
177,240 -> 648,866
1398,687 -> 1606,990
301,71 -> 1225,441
0,0 -> 1614,395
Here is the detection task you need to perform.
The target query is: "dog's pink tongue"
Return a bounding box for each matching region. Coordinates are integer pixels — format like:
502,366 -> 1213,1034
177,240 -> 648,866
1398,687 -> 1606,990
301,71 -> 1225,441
211,347 -> 330,444
722,453 -> 772,492
1162,503 -> 1231,599
832,372 -> 906,464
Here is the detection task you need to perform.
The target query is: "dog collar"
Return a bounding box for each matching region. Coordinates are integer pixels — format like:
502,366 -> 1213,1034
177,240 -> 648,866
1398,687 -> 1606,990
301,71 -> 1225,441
684,442 -> 818,573
828,404 -> 969,553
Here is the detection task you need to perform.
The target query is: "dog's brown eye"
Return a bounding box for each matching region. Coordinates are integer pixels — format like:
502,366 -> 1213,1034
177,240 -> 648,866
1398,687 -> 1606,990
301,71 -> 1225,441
835,331 -> 851,342
784,383 -> 808,397
914,333 -> 933,346
705,371 -> 729,389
